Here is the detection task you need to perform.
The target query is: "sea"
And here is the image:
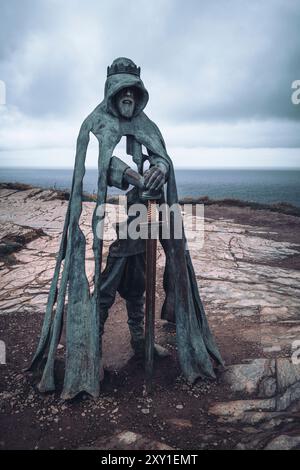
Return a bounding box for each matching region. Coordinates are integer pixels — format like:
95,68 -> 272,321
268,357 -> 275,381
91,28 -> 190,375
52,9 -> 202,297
0,167 -> 300,207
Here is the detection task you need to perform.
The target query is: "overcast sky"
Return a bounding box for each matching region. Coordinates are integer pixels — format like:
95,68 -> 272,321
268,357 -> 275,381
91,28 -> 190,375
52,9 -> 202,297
0,0 -> 299,168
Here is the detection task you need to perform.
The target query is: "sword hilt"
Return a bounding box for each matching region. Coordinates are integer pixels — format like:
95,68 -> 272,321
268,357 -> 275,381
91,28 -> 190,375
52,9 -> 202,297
148,198 -> 157,221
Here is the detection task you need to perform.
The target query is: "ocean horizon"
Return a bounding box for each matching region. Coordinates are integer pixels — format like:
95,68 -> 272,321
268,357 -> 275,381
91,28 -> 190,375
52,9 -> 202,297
0,167 -> 300,207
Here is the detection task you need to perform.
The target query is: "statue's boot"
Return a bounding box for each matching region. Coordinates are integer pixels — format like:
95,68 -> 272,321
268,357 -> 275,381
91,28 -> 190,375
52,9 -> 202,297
131,338 -> 170,359
126,299 -> 170,359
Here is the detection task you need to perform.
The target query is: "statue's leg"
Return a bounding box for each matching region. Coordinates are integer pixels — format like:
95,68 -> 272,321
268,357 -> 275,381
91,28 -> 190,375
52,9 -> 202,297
118,253 -> 146,356
120,253 -> 170,359
99,254 -> 127,347
127,296 -> 145,356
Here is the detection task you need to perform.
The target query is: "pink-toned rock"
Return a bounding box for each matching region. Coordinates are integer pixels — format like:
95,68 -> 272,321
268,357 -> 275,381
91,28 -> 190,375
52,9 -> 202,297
167,418 -> 193,429
222,359 -> 275,395
82,431 -> 173,450
209,398 -> 276,421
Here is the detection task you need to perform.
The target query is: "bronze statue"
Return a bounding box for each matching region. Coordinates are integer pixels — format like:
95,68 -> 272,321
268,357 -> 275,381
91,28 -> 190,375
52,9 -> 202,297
28,57 -> 223,399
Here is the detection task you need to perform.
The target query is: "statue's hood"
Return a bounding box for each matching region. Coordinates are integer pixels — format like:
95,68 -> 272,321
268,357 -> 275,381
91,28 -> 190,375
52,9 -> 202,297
104,72 -> 149,118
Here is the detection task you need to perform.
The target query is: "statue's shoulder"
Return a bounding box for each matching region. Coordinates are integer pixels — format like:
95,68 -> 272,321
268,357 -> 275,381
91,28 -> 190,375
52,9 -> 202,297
86,102 -> 119,136
84,102 -> 105,128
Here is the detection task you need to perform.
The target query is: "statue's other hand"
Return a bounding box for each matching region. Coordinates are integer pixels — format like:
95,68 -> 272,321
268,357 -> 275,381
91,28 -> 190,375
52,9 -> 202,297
144,166 -> 165,191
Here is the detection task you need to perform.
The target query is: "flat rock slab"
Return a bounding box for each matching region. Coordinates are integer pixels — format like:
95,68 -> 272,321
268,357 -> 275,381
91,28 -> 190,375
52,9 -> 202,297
222,359 -> 276,396
1,185 -> 300,450
210,357 -> 300,423
1,186 -> 300,361
264,434 -> 300,450
277,358 -> 300,392
222,358 -> 300,396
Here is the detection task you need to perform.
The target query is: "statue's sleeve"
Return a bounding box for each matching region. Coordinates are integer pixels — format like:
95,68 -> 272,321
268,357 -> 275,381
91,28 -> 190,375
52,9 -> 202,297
108,156 -> 130,190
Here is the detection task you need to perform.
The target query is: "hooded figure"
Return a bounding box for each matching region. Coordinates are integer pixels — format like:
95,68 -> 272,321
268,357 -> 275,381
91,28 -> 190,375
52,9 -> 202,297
28,58 -> 223,400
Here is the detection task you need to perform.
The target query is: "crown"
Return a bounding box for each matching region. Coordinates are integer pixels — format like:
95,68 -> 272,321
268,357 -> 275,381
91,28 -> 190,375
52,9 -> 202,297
107,59 -> 141,78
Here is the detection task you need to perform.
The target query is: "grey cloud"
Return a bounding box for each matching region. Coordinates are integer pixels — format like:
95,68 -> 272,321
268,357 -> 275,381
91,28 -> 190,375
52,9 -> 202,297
0,0 -> 299,151
0,0 -> 41,61
145,0 -> 300,123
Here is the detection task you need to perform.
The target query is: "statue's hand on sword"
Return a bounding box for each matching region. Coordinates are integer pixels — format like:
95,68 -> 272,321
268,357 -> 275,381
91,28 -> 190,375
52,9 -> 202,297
144,164 -> 167,191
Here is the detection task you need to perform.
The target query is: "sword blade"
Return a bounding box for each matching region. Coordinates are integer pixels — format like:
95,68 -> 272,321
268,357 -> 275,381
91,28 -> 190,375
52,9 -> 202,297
145,200 -> 158,392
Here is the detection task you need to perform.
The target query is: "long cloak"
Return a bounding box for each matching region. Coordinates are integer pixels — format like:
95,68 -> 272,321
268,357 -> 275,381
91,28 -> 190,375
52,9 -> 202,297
28,71 -> 223,400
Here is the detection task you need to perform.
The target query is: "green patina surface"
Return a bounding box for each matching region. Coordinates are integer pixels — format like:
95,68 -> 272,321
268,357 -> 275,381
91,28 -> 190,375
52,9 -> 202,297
29,58 -> 223,400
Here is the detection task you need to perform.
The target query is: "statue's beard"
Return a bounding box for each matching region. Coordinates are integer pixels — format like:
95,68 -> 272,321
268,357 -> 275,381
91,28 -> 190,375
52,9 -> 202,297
118,99 -> 135,118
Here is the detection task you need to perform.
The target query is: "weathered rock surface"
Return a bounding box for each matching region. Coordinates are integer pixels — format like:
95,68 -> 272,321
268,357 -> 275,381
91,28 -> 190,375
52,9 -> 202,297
1,185 -> 300,450
0,222 -> 45,260
1,186 -> 300,356
210,358 -> 300,421
210,357 -> 300,449
0,187 -> 116,315
222,359 -> 276,396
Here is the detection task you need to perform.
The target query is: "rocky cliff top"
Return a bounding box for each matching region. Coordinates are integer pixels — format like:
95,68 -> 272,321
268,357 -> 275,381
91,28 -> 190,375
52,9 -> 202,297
0,184 -> 300,450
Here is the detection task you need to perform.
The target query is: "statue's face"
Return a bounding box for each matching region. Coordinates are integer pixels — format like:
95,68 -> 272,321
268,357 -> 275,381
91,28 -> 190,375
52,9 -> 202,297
116,87 -> 136,119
